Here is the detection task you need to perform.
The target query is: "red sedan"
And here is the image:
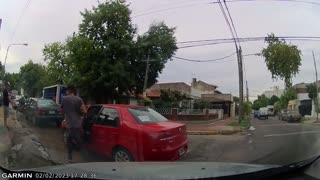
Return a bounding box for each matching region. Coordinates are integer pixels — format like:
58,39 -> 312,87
61,104 -> 188,162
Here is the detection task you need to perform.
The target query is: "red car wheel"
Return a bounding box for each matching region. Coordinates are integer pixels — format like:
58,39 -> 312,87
113,147 -> 134,162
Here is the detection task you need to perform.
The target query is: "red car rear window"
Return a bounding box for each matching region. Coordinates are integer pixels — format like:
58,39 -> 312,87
128,108 -> 168,124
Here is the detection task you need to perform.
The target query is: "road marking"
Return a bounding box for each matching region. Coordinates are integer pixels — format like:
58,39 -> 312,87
264,131 -> 320,137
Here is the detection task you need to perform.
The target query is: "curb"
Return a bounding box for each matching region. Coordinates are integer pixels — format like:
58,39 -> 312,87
187,129 -> 242,135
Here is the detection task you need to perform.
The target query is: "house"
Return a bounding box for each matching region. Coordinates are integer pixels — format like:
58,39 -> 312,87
201,93 -> 234,117
146,78 -> 235,117
291,82 -> 315,117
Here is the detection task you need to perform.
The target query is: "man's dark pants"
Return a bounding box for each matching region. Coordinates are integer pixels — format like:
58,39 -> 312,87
66,128 -> 82,160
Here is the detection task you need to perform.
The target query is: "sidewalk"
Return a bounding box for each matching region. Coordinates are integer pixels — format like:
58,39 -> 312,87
0,108 -> 16,169
186,118 -> 242,135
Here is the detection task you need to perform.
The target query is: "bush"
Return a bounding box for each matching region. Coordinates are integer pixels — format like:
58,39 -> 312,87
144,98 -> 152,106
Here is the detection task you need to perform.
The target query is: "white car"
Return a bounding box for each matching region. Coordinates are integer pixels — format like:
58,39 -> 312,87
258,107 -> 269,120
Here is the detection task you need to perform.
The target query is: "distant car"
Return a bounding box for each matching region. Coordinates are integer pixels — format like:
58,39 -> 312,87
258,107 -> 269,120
25,98 -> 64,127
61,104 -> 188,162
280,110 -> 302,122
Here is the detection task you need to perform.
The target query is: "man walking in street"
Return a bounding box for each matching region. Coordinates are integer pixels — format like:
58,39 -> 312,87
61,85 -> 87,163
3,82 -> 12,128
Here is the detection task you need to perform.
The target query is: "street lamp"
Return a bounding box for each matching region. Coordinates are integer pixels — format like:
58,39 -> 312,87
3,43 -> 28,75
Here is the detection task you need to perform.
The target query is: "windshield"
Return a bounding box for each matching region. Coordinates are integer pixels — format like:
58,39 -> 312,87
128,108 -> 168,124
1,0 -> 320,179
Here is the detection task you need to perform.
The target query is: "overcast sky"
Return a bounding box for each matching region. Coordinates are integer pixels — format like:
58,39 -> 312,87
1,0 -> 320,97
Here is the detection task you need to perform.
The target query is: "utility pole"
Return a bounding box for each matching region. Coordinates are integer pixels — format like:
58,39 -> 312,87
238,47 -> 244,122
246,80 -> 249,102
312,50 -> 319,121
143,52 -> 150,97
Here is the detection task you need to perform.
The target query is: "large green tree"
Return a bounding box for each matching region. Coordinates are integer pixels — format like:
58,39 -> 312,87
42,1 -> 177,103
261,33 -> 302,89
279,88 -> 297,109
252,94 -> 270,110
20,60 -> 53,97
269,95 -> 280,105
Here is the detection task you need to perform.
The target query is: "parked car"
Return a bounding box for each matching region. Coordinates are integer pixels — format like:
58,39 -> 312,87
258,107 -> 269,119
279,110 -> 302,122
25,98 -> 64,127
61,104 -> 189,162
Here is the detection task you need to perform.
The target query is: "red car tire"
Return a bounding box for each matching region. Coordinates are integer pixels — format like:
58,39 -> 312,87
112,147 -> 134,162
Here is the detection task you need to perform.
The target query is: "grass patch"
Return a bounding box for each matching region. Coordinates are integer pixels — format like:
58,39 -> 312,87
227,115 -> 251,129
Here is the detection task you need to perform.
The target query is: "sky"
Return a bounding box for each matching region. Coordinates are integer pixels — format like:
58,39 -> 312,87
0,0 -> 320,97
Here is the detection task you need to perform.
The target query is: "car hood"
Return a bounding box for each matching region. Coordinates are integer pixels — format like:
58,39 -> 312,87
24,162 -> 279,179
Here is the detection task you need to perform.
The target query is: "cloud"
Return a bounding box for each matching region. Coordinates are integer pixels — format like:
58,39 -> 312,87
1,0 -> 320,96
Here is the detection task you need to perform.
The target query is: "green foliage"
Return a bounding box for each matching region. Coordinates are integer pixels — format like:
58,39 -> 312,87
19,60 -> 54,97
279,88 -> 297,109
233,96 -> 239,103
143,97 -> 153,106
160,89 -> 188,108
306,83 -> 320,113
243,101 -> 252,115
252,94 -> 269,110
42,1 -> 177,103
261,33 -> 302,89
228,115 -> 251,129
269,95 -> 280,105
4,72 -> 21,92
193,99 -> 209,110
274,101 -> 281,112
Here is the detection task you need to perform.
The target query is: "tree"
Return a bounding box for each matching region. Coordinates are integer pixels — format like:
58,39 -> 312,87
269,95 -> 280,105
252,94 -> 270,110
307,83 -> 319,120
243,101 -> 252,115
19,60 -> 54,97
261,33 -> 302,89
43,1 -> 177,103
4,72 -> 21,92
279,88 -> 297,109
160,89 -> 188,108
43,42 -> 75,85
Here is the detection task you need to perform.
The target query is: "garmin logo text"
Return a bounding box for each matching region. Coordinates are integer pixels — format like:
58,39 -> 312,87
2,172 -> 32,178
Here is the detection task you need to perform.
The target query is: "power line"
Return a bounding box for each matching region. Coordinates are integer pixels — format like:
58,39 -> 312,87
173,52 -> 259,62
177,36 -> 320,44
173,52 -> 236,62
10,0 -> 31,43
177,37 -> 320,49
132,0 -> 320,18
132,2 -> 211,18
133,0 -> 212,14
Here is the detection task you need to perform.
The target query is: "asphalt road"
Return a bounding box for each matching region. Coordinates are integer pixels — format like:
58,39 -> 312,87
15,113 -> 320,166
181,116 -> 320,165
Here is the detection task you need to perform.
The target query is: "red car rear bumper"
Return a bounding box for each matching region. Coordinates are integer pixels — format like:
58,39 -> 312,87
140,140 -> 188,161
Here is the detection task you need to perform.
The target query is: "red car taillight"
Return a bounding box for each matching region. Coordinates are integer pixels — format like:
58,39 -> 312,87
149,131 -> 174,144
38,109 -> 46,115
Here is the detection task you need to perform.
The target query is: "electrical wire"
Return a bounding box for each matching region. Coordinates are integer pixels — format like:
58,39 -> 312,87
132,2 -> 211,18
177,36 -> 320,44
172,52 -> 261,63
177,37 -> 320,49
132,0 -> 320,18
173,52 -> 236,62
10,0 -> 31,43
